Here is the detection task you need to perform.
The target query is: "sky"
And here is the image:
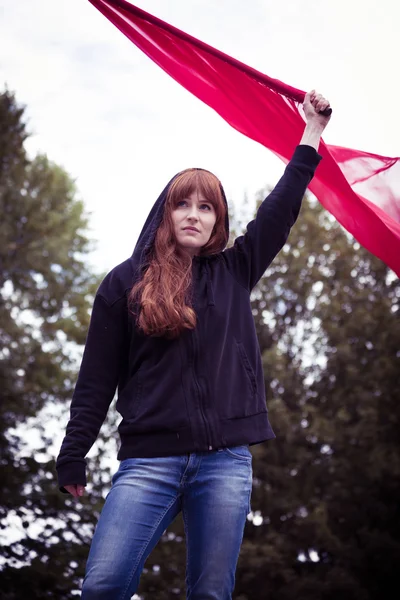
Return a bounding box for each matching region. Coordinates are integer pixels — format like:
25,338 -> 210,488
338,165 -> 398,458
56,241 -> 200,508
1,0 -> 399,275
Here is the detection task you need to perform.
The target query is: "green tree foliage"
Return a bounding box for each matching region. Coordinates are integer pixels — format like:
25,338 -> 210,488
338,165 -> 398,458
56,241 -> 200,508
1,89 -> 399,598
233,192 -> 400,600
0,89 -> 109,598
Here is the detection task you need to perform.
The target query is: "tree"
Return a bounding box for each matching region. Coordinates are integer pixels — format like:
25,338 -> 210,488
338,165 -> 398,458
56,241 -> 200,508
2,89 -> 399,598
234,190 -> 400,600
0,88 -> 107,598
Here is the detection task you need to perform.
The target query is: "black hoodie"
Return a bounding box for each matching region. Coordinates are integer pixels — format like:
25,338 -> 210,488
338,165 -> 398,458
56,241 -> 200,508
56,144 -> 321,492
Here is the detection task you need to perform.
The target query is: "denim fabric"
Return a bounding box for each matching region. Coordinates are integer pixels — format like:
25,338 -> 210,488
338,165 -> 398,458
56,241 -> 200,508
81,446 -> 253,599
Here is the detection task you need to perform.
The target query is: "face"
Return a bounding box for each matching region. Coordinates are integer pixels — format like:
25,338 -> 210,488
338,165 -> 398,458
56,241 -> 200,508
171,189 -> 217,256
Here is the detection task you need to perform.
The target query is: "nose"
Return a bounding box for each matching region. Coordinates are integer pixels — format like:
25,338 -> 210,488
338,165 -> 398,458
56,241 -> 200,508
187,206 -> 199,221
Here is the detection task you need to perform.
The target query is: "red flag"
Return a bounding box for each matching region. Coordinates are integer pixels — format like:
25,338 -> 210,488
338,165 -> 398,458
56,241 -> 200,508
89,0 -> 400,277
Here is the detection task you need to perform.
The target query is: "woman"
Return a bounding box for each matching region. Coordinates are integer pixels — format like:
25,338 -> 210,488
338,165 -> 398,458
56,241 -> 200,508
56,90 -> 331,599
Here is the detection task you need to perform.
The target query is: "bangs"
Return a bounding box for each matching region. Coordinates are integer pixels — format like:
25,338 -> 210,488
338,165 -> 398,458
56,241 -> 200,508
167,168 -> 225,212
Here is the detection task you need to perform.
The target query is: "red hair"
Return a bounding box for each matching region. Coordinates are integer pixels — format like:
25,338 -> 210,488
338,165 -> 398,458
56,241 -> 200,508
129,168 -> 228,338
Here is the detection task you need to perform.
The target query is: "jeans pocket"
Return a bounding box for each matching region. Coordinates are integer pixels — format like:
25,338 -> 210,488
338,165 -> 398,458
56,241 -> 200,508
222,445 -> 252,461
114,457 -> 138,477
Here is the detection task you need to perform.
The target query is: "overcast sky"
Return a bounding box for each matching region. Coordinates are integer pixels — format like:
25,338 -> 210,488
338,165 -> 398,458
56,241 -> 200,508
1,0 -> 399,274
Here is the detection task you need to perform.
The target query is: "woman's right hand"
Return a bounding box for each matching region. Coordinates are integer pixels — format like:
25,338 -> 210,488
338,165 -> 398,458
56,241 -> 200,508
64,484 -> 85,497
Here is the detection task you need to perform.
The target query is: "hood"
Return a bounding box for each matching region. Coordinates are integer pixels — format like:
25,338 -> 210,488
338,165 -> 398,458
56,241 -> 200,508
130,169 -> 230,280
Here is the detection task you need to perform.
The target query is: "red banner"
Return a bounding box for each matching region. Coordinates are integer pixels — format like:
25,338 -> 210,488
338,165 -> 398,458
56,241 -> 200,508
89,0 -> 400,276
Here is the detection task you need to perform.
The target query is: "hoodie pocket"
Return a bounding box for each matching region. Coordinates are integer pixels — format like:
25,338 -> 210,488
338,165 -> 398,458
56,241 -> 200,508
216,337 -> 263,420
117,369 -> 143,420
235,340 -> 257,397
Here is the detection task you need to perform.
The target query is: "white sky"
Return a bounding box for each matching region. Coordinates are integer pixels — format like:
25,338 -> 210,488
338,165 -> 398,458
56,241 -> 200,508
1,0 -> 399,274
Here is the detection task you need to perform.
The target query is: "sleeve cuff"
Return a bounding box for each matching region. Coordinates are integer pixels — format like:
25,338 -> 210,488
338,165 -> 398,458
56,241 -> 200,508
294,144 -> 323,166
56,460 -> 87,494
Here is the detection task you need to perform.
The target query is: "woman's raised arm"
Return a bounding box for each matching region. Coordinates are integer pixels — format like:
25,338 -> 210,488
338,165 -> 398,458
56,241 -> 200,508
222,90 -> 331,291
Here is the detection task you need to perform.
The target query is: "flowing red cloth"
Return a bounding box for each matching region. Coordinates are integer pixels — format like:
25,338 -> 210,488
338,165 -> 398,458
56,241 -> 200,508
89,0 -> 400,276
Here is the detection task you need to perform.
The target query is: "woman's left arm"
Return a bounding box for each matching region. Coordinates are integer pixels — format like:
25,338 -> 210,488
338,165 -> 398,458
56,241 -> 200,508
222,90 -> 331,291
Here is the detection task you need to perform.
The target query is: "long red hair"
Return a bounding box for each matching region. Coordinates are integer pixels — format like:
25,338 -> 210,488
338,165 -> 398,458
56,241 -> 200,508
129,168 -> 228,338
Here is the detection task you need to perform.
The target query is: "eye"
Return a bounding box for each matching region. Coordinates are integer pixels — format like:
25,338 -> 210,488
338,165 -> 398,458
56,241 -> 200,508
176,200 -> 187,208
200,203 -> 213,211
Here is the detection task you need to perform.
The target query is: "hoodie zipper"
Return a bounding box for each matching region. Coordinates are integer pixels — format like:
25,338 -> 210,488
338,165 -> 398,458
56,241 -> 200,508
192,327 -> 213,450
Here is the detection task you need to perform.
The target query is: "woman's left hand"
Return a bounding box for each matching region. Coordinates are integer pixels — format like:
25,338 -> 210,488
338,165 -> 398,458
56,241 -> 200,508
303,90 -> 331,129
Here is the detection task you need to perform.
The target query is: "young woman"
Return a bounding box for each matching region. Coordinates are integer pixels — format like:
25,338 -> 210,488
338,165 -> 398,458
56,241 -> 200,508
57,90 -> 331,599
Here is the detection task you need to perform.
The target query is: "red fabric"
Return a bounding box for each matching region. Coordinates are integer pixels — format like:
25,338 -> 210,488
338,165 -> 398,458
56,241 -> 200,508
89,0 -> 400,276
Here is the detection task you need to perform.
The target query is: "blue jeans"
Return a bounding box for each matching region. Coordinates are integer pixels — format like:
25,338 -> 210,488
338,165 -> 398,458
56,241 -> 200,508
81,446 -> 253,599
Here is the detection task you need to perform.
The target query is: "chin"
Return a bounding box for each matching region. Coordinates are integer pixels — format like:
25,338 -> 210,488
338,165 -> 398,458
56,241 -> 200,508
184,244 -> 202,252
177,241 -> 202,254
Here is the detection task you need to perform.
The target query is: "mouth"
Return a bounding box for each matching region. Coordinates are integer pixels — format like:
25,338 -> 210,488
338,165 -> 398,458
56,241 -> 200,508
183,227 -> 200,233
